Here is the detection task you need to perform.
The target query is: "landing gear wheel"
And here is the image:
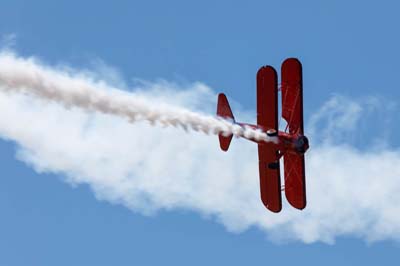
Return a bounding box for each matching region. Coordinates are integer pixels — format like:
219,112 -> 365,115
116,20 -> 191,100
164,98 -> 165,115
268,162 -> 279,169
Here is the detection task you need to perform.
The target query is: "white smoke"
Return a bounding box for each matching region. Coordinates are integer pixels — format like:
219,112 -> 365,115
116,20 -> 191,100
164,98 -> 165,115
0,51 -> 399,244
0,52 -> 275,142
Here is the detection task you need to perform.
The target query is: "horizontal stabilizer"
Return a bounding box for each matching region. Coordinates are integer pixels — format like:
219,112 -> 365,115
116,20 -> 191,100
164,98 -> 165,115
217,93 -> 235,151
217,93 -> 235,121
219,134 -> 233,151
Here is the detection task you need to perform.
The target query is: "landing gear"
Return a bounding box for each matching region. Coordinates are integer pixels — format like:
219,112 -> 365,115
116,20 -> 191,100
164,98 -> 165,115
268,162 -> 279,169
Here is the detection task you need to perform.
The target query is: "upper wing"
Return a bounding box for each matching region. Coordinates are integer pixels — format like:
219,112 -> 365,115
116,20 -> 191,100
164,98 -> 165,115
281,58 -> 306,209
283,153 -> 306,209
281,58 -> 304,134
257,66 -> 281,212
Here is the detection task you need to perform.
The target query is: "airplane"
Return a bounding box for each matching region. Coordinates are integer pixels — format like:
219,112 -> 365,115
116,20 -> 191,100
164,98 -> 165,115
216,58 -> 309,213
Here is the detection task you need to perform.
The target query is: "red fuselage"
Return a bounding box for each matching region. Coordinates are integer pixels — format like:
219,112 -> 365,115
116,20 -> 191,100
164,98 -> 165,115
237,123 -> 309,158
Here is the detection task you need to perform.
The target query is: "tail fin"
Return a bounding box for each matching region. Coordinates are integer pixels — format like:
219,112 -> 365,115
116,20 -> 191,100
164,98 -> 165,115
217,93 -> 235,151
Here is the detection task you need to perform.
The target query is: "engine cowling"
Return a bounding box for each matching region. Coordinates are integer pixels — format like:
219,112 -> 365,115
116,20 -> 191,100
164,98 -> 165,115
294,135 -> 309,154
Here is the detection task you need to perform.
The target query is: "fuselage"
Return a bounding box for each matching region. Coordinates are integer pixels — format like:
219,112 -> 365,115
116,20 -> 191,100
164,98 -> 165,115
237,122 -> 309,158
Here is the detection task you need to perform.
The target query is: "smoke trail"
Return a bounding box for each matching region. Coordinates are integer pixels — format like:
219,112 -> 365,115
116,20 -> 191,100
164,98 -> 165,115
2,50 -> 400,244
0,52 -> 275,143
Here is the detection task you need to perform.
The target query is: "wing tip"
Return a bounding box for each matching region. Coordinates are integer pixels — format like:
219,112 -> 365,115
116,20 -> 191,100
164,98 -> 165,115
288,200 -> 307,210
257,65 -> 277,79
260,196 -> 282,213
282,58 -> 302,68
285,190 -> 307,210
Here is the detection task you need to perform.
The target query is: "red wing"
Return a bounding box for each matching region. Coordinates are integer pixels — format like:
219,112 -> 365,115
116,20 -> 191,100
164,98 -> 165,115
258,144 -> 281,212
283,153 -> 306,209
281,58 -> 304,134
257,66 -> 278,130
281,58 -> 306,209
257,66 -> 281,212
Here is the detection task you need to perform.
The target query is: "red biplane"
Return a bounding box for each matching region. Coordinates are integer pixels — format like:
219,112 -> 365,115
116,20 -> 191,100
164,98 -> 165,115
217,58 -> 309,213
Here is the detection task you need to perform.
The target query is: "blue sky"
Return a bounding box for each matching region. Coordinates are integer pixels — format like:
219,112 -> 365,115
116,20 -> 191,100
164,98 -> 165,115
1,1 -> 400,265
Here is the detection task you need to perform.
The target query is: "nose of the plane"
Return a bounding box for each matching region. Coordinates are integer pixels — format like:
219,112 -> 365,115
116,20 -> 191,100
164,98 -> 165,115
294,135 -> 309,154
